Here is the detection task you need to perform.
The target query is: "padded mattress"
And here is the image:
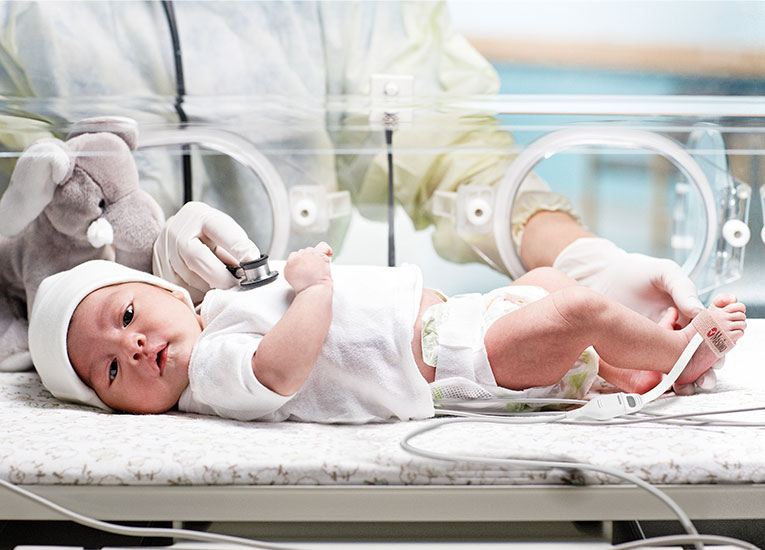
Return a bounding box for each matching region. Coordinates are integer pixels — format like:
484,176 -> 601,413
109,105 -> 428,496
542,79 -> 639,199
2,320 -> 765,488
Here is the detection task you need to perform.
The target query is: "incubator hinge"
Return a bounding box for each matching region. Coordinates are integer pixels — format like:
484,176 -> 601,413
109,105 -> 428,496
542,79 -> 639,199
432,186 -> 494,234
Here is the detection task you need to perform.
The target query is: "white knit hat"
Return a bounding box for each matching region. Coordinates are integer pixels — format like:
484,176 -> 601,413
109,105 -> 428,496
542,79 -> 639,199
28,260 -> 194,410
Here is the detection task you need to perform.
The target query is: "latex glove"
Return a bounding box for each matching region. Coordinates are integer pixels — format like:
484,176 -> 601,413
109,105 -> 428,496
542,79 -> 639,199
553,237 -> 713,394
553,238 -> 704,322
153,201 -> 260,304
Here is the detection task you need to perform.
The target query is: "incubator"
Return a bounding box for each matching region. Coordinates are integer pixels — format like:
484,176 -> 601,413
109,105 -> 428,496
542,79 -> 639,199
3,2 -> 765,549
1,92 -> 764,307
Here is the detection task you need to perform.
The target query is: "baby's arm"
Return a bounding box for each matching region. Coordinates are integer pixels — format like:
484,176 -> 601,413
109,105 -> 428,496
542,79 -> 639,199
252,242 -> 333,396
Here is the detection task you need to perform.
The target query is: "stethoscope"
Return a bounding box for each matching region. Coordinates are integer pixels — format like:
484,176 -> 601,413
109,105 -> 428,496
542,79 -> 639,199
161,1 -> 279,289
160,1 -> 401,285
226,255 -> 279,289
160,0 -> 192,204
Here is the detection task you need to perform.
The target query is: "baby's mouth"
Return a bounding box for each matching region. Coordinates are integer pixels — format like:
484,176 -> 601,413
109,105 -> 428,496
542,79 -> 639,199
157,346 -> 167,375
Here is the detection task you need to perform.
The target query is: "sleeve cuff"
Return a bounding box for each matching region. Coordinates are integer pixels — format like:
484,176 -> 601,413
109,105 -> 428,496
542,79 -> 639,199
511,190 -> 580,249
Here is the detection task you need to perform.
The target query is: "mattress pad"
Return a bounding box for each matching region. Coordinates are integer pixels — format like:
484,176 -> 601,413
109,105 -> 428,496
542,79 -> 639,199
2,320 -> 764,488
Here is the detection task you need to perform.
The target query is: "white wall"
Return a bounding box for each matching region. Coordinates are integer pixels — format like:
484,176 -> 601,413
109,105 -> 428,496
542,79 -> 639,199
447,0 -> 765,49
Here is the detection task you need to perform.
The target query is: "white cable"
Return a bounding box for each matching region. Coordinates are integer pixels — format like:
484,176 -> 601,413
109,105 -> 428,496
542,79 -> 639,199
438,397 -> 588,407
435,397 -> 587,417
430,332 -> 747,426
611,534 -> 760,550
566,406 -> 765,427
1,404 -> 760,549
641,333 -> 703,403
435,408 -> 570,419
436,327 -> 701,423
437,412 -> 570,423
1,472 -> 758,550
400,417 -> 700,538
0,478 -> 303,550
566,332 -> 703,422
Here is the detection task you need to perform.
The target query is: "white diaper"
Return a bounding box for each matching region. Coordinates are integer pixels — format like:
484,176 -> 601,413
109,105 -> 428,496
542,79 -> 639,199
422,285 -> 600,409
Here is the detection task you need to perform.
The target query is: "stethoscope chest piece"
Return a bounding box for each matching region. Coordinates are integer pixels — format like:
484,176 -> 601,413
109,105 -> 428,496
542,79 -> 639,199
227,254 -> 279,289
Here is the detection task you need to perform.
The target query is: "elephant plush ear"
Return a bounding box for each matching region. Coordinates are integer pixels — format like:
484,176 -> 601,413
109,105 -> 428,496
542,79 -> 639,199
67,116 -> 138,151
0,139 -> 73,237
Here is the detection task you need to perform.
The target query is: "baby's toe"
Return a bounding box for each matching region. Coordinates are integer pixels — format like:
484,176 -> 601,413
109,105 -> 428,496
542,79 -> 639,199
658,307 -> 679,330
723,301 -> 746,315
729,319 -> 747,339
711,293 -> 737,308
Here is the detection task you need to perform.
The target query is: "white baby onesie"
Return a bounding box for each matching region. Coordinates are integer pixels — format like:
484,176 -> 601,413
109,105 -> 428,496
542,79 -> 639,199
178,262 -> 434,423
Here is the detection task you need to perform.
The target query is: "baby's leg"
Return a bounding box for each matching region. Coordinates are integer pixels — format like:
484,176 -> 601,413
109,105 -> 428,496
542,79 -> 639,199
511,267 -> 669,392
509,266 -> 580,292
599,295 -> 745,390
482,268 -> 594,389
485,285 -> 637,390
484,287 -> 745,391
597,307 -> 678,393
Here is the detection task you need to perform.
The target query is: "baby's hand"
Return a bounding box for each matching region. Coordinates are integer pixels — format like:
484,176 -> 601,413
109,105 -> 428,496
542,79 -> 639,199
284,242 -> 333,294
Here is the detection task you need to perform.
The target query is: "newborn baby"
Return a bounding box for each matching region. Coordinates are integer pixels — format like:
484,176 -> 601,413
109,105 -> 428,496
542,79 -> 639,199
28,244 -> 746,423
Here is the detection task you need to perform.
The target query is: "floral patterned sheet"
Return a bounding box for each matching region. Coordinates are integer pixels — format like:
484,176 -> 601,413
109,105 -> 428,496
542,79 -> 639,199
2,320 -> 765,487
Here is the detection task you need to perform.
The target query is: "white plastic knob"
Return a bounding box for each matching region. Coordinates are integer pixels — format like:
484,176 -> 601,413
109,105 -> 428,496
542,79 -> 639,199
292,199 -> 317,228
722,219 -> 750,248
466,198 -> 492,228
384,82 -> 400,96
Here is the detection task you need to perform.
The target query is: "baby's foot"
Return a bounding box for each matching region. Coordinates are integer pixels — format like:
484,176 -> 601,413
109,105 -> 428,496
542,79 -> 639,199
600,306 -> 685,394
675,294 -> 746,386
598,361 -> 664,394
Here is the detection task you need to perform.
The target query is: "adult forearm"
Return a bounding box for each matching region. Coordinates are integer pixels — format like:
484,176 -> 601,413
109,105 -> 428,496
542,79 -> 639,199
252,283 -> 333,396
519,210 -> 593,270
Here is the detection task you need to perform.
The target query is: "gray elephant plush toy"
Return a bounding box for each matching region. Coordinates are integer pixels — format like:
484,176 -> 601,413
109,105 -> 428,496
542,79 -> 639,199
0,116 -> 165,371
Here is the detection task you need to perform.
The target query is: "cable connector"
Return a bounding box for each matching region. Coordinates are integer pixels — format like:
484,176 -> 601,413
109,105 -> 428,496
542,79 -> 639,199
569,392 -> 644,421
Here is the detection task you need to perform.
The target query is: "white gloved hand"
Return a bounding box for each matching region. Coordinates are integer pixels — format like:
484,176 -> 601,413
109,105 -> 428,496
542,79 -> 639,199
153,201 -> 261,304
553,237 -> 714,394
553,238 -> 704,321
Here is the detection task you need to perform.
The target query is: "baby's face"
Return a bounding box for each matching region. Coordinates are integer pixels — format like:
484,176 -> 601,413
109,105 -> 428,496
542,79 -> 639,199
67,282 -> 202,414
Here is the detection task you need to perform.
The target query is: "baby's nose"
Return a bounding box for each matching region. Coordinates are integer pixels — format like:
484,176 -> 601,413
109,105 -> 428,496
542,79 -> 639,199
123,333 -> 146,361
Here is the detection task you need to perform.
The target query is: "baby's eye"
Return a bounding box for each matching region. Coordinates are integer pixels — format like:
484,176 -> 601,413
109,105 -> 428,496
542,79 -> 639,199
109,359 -> 118,382
122,305 -> 134,327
